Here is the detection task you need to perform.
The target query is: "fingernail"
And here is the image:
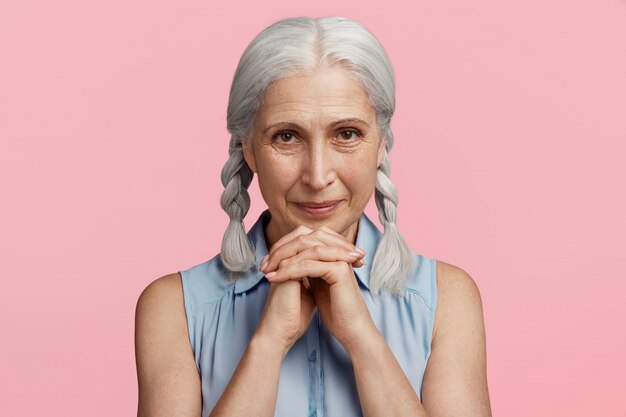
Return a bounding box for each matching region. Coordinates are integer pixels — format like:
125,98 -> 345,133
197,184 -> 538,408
265,271 -> 276,280
348,251 -> 361,258
356,247 -> 366,255
260,256 -> 268,270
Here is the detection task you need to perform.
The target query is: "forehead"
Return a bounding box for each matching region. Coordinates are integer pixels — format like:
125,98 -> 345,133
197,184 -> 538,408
256,67 -> 377,124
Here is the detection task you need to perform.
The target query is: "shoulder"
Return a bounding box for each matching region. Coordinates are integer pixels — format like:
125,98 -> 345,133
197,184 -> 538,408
179,254 -> 238,308
432,259 -> 485,343
137,272 -> 184,304
135,273 -> 203,415
135,273 -> 186,330
134,272 -> 192,374
420,260 -> 492,415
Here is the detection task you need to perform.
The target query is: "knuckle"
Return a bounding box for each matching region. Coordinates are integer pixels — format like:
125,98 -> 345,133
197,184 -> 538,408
278,258 -> 291,269
336,261 -> 350,272
311,229 -> 324,239
312,245 -> 325,256
319,225 -> 333,233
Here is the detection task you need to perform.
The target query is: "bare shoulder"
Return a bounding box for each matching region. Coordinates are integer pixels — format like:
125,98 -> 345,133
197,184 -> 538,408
136,272 -> 185,313
432,259 -> 484,342
135,272 -> 190,359
135,273 -> 201,416
135,272 -> 188,342
421,260 -> 492,416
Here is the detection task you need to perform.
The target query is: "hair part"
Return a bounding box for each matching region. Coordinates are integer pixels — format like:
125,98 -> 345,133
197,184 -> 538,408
219,16 -> 415,295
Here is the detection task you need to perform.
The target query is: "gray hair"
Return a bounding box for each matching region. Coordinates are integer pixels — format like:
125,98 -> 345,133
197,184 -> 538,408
219,16 -> 415,296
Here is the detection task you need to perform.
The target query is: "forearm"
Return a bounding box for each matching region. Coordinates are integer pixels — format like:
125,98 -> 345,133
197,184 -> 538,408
348,330 -> 427,417
209,334 -> 285,417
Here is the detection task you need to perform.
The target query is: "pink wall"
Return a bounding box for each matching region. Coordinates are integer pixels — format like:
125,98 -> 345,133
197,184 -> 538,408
1,1 -> 625,416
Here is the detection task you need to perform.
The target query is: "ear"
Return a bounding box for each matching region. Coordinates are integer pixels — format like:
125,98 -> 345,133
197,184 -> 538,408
241,138 -> 257,173
376,136 -> 386,168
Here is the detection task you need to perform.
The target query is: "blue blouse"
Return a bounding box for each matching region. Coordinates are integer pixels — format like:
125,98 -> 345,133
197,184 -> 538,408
179,210 -> 437,417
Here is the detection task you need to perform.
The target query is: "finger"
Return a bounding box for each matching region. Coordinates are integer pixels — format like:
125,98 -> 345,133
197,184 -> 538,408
262,227 -> 365,270
271,245 -> 363,273
261,235 -> 326,273
263,236 -> 366,273
307,227 -> 366,255
265,259 -> 351,287
266,225 -> 313,259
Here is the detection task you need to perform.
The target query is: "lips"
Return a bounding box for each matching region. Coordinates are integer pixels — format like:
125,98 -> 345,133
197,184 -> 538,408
294,200 -> 342,217
297,200 -> 342,208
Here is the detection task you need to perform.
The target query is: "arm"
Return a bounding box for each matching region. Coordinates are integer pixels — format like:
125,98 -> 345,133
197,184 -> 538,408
209,276 -> 317,417
346,261 -> 492,417
135,273 -> 202,417
421,261 -> 492,417
347,329 -> 426,417
208,334 -> 286,417
136,274 -> 294,417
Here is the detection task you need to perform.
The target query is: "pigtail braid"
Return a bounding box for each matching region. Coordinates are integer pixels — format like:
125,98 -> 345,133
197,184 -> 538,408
370,141 -> 416,296
219,138 -> 256,276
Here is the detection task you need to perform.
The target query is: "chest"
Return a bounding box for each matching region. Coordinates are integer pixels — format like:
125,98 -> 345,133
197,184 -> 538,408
191,288 -> 432,417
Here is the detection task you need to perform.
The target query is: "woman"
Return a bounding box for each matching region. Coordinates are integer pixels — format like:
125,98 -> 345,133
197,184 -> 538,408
135,16 -> 492,417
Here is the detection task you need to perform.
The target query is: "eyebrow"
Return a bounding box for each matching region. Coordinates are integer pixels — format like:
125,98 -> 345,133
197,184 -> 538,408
262,118 -> 371,134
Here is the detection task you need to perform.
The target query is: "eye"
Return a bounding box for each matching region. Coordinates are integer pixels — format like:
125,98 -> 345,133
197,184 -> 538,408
337,129 -> 362,141
272,131 -> 298,143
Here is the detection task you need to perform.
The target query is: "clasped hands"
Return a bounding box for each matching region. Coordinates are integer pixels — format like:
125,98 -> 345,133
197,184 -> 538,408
255,225 -> 377,357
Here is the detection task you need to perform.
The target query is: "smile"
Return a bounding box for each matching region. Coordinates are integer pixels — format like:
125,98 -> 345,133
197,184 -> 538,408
294,200 -> 342,217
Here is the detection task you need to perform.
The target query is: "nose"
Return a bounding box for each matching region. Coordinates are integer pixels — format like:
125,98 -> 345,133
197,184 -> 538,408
301,141 -> 337,190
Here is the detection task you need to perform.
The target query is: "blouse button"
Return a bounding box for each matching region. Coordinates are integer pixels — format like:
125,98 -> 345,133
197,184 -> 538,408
308,350 -> 317,362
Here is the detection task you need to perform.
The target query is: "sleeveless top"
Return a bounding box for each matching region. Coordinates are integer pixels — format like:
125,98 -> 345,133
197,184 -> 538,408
179,210 -> 437,417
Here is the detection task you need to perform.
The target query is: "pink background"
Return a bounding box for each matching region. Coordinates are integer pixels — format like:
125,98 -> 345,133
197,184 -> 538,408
1,1 -> 625,416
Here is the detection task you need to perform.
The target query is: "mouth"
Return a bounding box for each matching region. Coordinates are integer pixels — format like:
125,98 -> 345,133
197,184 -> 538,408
294,200 -> 342,217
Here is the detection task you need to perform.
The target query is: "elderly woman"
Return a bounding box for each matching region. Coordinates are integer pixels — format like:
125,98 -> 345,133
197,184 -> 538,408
135,16 -> 492,417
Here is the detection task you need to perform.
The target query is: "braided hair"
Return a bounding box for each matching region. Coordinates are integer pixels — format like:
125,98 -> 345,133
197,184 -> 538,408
219,16 -> 415,295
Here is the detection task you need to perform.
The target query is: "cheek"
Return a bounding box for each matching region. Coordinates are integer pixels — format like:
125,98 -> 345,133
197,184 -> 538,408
255,159 -> 299,198
341,163 -> 378,194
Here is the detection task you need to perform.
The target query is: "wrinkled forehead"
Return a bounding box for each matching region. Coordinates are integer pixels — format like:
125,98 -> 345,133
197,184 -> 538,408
254,67 -> 378,128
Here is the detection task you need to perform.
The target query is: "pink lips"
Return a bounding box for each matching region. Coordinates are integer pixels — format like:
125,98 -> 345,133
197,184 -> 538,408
295,200 -> 342,217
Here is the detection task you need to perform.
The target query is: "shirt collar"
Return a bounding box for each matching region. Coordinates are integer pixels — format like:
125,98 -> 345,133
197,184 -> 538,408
233,210 -> 381,294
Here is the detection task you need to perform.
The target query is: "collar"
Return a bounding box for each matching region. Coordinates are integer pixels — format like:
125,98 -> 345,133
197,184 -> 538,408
233,210 -> 382,294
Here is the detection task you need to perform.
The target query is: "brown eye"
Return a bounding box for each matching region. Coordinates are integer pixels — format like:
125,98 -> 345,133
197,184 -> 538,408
273,131 -> 297,143
337,129 -> 360,141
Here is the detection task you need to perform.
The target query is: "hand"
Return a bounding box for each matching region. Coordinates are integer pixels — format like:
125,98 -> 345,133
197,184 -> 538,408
260,225 -> 376,353
253,275 -> 317,357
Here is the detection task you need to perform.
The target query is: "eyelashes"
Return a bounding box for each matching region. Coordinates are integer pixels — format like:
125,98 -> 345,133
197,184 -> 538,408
337,129 -> 362,141
271,128 -> 364,144
273,131 -> 297,143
